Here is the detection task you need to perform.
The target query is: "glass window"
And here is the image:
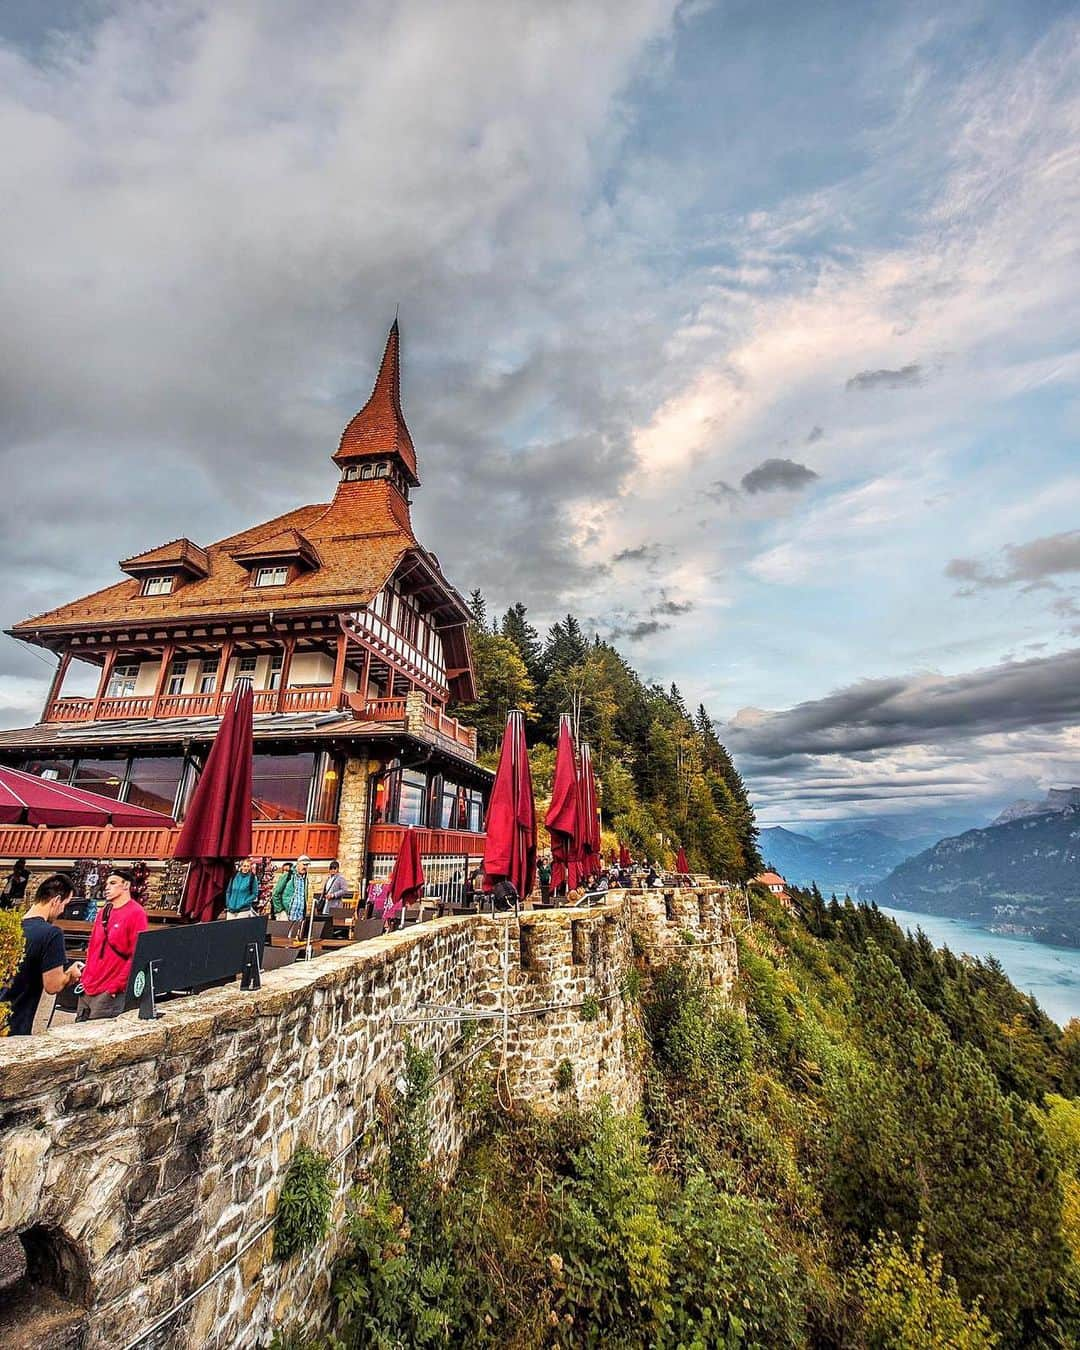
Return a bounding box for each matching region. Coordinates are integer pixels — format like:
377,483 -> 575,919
398,599 -> 418,644
166,658 -> 188,696
72,757 -> 127,799
142,575 -> 173,596
250,751 -> 315,822
360,463 -> 375,480
106,663 -> 139,698
267,653 -> 284,691
397,770 -> 427,827
198,659 -> 218,694
439,782 -> 468,830
467,790 -> 484,833
255,566 -> 288,587
125,756 -> 184,814
310,754 -> 342,822
20,757 -> 75,783
234,655 -> 258,688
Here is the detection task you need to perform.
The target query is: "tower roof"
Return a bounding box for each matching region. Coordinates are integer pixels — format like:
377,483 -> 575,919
333,320 -> 419,485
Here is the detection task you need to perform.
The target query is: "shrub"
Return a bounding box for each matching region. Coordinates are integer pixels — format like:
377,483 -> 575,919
273,1145 -> 335,1262
556,1059 -> 575,1092
579,994 -> 600,1022
0,909 -> 25,1034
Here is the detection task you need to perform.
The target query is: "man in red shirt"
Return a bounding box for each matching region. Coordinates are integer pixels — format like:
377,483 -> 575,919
76,867 -> 148,1021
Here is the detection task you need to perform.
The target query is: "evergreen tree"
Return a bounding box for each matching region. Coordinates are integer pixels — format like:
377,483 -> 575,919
500,603 -> 543,682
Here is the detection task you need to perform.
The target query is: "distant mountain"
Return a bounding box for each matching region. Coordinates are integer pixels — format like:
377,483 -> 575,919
760,825 -> 922,895
866,807 -> 1080,946
991,786 -> 1080,827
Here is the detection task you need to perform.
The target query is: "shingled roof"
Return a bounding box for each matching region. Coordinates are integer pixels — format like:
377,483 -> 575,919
333,319 -> 419,485
10,323 -> 471,638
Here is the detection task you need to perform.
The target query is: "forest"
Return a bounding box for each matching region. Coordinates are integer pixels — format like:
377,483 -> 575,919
458,595 -> 761,882
288,889 -> 1080,1349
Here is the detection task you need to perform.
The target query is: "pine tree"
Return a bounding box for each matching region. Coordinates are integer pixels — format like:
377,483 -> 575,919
500,603 -> 543,681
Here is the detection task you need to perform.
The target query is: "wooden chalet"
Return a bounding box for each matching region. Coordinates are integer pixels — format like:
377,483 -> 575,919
0,322 -> 490,897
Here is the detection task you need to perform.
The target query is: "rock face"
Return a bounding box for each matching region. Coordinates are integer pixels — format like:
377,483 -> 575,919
991,786 -> 1080,827
0,888 -> 736,1348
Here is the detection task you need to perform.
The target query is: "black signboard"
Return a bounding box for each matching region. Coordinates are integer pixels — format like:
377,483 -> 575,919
123,916 -> 266,1019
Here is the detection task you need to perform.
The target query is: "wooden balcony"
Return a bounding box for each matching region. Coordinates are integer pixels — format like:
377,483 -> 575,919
0,820 -> 339,862
46,686 -> 350,723
366,824 -> 486,858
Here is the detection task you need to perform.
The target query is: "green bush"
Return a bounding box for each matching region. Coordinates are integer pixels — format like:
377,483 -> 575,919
579,994 -> 600,1022
273,1145 -> 335,1262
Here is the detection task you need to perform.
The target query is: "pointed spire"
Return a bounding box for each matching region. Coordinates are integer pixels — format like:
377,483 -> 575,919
333,319 -> 419,485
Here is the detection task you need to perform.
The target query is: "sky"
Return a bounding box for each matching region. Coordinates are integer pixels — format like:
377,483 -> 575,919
1,0 -> 1078,834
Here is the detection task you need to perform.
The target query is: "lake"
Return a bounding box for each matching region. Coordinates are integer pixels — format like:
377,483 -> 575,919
879,904 -> 1080,1028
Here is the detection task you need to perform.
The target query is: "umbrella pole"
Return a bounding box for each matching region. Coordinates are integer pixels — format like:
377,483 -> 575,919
304,888 -> 316,960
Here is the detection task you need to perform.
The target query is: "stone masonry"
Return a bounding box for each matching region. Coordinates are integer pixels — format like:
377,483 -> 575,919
0,886 -> 735,1349
333,756 -> 370,888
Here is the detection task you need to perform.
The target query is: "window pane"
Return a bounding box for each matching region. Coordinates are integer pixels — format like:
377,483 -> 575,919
20,757 -> 75,783
310,756 -> 342,822
396,770 -> 426,827
126,756 -> 184,814
72,758 -> 127,799
250,752 -> 315,822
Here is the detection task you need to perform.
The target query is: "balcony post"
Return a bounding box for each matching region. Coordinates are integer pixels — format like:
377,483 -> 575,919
90,649 -> 118,722
359,644 -> 371,703
43,650 -> 71,721
212,639 -> 234,716
150,641 -> 176,719
331,631 -> 349,710
276,636 -> 296,713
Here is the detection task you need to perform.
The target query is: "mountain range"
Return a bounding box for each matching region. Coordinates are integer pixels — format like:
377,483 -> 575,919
865,805 -> 1080,946
758,825 -> 936,896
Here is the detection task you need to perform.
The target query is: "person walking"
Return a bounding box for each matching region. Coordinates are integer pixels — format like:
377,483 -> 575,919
224,857 -> 260,920
5,874 -> 82,1035
271,856 -> 310,925
270,862 -> 294,917
316,859 -> 351,918
537,854 -> 552,905
76,868 -> 148,1020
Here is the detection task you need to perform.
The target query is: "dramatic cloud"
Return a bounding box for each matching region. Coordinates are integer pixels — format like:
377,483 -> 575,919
612,544 -> 662,565
946,529 -> 1080,592
608,618 -> 667,642
652,597 -> 693,616
845,364 -> 923,392
740,457 -> 819,495
806,426 -> 824,444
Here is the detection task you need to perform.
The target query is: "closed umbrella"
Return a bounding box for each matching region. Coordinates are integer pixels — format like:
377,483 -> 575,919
577,742 -> 601,879
174,679 -> 254,922
385,826 -> 424,928
676,845 -> 689,873
544,714 -> 579,895
483,708 -> 536,903
619,842 -> 632,870
0,765 -> 174,829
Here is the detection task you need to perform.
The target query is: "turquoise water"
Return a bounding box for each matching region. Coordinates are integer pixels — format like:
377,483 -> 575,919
879,905 -> 1080,1029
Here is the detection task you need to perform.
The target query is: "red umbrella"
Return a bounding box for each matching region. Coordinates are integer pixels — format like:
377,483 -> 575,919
483,708 -> 536,900
384,827 -> 424,926
577,742 -> 601,876
174,679 -> 254,922
619,842 -> 631,869
676,845 -> 689,873
0,765 -> 174,829
545,714 -> 579,892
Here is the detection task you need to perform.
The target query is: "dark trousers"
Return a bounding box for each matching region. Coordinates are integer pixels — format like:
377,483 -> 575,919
76,991 -> 125,1021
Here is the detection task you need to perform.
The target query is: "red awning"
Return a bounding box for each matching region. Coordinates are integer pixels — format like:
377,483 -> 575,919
0,765 -> 175,829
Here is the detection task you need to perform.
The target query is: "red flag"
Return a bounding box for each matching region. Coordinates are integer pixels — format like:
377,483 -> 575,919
175,680 -> 254,921
482,709 -> 536,899
545,714 -> 579,890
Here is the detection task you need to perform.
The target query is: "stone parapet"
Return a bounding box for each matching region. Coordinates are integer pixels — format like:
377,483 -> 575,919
0,886 -> 735,1348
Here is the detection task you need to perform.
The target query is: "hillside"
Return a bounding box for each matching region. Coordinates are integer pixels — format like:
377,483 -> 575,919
761,824 -> 922,894
291,890 -> 1080,1348
867,807 -> 1080,945
461,597 -> 761,881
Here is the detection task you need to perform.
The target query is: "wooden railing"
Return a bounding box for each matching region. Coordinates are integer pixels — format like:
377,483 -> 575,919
421,704 -> 478,753
366,824 -> 486,857
349,695 -> 408,722
0,821 -> 340,861
47,686 -> 348,723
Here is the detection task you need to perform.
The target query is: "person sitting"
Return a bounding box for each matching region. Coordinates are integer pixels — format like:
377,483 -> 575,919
76,868 -> 148,1021
490,876 -> 519,913
5,874 -> 83,1035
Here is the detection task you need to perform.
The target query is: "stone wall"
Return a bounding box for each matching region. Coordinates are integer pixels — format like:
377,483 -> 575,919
334,756 -> 370,887
0,887 -> 735,1349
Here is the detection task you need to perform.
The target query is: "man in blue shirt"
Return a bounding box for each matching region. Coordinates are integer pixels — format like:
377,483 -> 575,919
6,874 -> 83,1034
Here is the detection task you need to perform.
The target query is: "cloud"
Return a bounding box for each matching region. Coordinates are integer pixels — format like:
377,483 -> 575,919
651,597 -> 693,616
946,529 -> 1080,593
845,363 -> 923,391
612,543 -> 661,565
806,425 -> 824,443
740,457 -> 819,495
704,480 -> 740,504
607,618 -> 668,641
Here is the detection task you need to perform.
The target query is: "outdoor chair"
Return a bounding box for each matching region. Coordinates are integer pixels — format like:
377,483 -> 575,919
46,983 -> 80,1028
260,945 -> 300,972
353,917 -> 386,941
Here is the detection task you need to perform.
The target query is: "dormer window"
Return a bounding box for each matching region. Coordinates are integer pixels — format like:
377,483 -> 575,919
142,574 -> 174,596
254,566 -> 289,588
